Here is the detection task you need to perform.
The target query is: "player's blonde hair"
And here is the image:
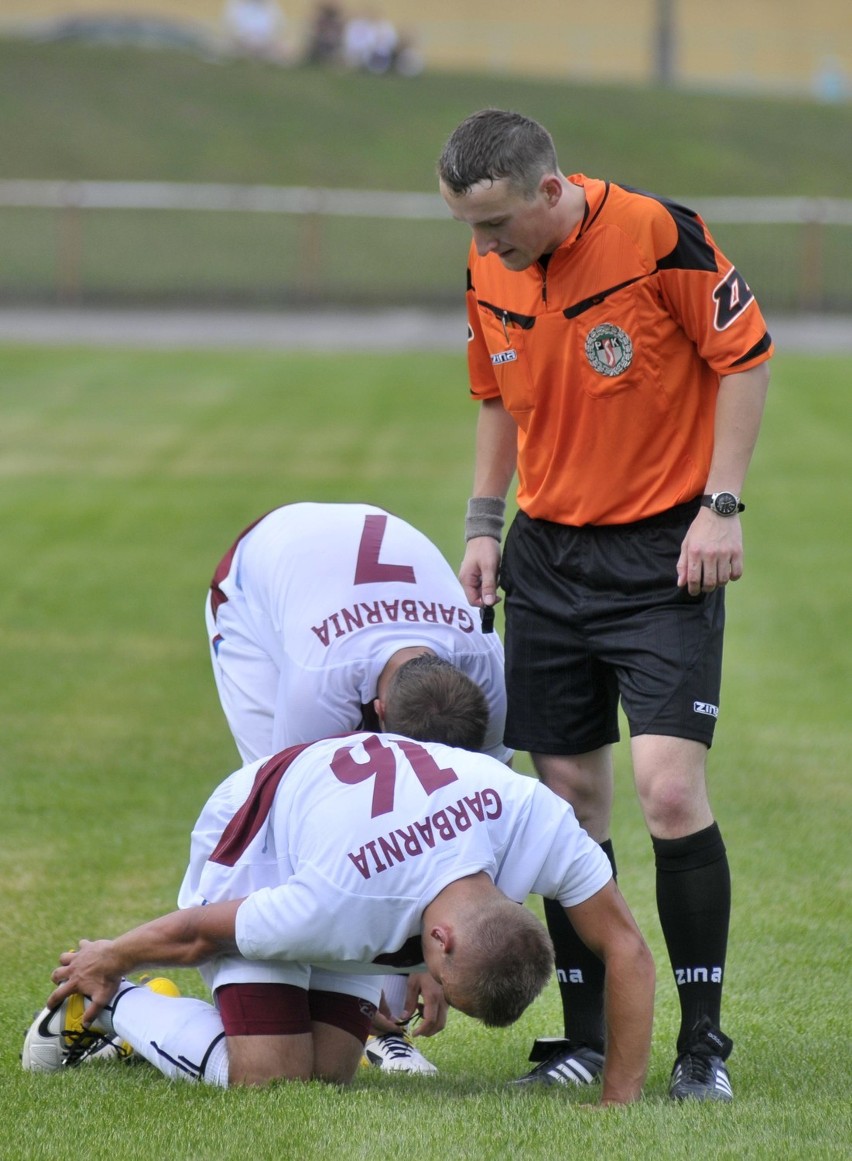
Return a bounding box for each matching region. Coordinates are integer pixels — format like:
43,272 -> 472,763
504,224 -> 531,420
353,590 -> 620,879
448,896 -> 555,1027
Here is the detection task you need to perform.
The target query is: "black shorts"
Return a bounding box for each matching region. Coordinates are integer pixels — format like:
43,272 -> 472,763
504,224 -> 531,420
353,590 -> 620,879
500,503 -> 725,755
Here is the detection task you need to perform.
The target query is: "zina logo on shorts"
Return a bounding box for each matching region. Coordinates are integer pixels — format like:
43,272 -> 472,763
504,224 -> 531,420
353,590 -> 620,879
693,701 -> 719,717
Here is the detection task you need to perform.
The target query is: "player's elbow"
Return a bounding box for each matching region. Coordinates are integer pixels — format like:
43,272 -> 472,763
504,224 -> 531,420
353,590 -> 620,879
635,935 -> 655,989
608,928 -> 655,993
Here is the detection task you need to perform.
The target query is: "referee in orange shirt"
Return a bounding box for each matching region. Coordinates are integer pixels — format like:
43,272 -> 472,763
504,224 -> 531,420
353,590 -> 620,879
438,108 -> 772,1102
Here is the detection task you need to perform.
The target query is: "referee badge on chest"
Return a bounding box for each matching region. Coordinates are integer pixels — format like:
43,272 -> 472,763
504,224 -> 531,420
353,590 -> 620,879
585,323 -> 633,377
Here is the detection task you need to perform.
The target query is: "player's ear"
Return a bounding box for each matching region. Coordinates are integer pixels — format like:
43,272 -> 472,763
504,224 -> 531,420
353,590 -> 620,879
373,697 -> 386,730
430,923 -> 455,953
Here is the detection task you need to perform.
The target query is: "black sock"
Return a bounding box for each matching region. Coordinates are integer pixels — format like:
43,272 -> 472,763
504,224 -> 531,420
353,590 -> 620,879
542,839 -> 616,1053
652,822 -> 731,1053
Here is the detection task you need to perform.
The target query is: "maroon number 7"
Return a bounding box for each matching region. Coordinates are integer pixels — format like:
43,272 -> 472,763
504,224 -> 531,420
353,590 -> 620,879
354,514 -> 417,585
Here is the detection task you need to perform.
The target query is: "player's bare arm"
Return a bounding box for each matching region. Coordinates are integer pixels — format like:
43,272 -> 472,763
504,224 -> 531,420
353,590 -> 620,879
564,881 -> 655,1105
677,362 -> 770,595
459,397 -> 517,607
48,899 -> 243,1026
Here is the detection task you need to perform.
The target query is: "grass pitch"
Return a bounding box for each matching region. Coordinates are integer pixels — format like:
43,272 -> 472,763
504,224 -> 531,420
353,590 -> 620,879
2,344 -> 850,1160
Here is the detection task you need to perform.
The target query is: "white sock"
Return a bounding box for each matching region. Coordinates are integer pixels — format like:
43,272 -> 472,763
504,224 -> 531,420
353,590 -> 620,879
91,979 -> 135,1036
109,984 -> 230,1086
380,974 -> 408,1024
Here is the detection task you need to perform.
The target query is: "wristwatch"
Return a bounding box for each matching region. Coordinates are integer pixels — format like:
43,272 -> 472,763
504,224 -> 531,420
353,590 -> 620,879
701,491 -> 745,516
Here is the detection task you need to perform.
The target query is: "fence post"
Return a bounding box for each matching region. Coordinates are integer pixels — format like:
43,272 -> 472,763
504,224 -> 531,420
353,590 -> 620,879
297,212 -> 323,302
56,202 -> 83,305
799,215 -> 824,312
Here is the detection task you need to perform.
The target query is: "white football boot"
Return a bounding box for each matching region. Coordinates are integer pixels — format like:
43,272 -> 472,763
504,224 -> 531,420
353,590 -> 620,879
22,976 -> 182,1072
363,1030 -> 438,1074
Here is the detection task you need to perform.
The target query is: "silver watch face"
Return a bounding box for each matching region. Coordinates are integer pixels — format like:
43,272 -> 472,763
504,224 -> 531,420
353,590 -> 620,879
712,491 -> 739,516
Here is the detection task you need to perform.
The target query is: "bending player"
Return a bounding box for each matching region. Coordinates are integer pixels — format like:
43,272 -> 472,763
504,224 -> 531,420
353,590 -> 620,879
205,500 -> 511,1072
24,658 -> 655,1104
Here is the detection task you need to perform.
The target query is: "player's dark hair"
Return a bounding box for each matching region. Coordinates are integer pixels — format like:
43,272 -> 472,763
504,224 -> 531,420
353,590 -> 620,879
460,898 -> 555,1027
438,108 -> 560,198
382,654 -> 488,752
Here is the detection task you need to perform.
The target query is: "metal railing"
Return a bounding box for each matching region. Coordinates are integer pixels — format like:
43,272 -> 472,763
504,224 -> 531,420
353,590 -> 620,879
2,181 -> 850,311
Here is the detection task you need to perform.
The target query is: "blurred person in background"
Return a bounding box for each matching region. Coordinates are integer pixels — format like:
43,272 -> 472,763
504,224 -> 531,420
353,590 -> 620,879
342,9 -> 420,76
223,0 -> 290,62
302,1 -> 345,66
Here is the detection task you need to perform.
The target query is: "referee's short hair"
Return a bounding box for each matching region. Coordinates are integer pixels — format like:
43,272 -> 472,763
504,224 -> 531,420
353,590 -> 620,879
382,654 -> 488,752
438,108 -> 560,199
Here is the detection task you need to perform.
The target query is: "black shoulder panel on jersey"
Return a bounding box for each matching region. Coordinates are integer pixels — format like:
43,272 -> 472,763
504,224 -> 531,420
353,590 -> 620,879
467,267 -> 474,292
620,184 -> 718,273
730,332 -> 773,366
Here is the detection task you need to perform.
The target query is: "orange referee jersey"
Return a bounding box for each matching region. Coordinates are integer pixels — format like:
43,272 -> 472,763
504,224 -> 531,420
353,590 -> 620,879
466,175 -> 774,526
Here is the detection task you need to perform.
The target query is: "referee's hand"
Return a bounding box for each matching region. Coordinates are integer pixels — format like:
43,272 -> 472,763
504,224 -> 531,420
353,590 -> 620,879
459,537 -> 502,609
677,508 -> 744,596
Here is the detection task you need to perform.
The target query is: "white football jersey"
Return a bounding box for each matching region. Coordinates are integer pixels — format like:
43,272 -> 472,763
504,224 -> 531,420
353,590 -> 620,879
207,503 -> 510,762
178,733 -> 611,972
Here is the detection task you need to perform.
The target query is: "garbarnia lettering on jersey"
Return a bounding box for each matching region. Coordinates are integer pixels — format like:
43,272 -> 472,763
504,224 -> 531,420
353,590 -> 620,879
347,788 -> 503,880
311,600 -> 475,646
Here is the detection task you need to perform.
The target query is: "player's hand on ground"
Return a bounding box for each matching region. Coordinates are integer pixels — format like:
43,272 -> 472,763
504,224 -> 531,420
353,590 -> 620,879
48,939 -> 123,1027
459,537 -> 502,608
677,509 -> 743,596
